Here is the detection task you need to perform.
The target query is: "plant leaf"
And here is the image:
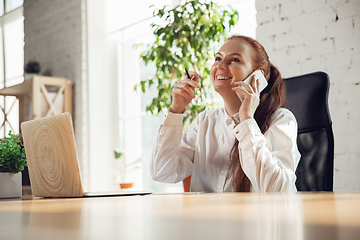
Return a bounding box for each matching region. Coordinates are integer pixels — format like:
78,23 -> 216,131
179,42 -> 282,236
134,0 -> 239,126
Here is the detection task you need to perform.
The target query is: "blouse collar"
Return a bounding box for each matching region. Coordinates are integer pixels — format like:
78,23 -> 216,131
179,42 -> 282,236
223,108 -> 241,127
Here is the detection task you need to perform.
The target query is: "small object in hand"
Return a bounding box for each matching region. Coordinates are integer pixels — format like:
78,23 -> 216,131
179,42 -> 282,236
185,68 -> 194,80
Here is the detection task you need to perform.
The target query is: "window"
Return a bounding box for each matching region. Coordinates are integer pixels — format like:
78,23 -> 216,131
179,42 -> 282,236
109,0 -> 256,193
0,3 -> 24,138
5,0 -> 23,13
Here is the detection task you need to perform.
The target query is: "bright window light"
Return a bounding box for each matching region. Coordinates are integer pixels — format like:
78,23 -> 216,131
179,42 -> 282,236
107,0 -> 256,193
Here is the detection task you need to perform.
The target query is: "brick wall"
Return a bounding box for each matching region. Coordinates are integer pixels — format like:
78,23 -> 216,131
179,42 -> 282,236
23,0 -> 88,182
24,0 -> 82,81
256,0 -> 360,191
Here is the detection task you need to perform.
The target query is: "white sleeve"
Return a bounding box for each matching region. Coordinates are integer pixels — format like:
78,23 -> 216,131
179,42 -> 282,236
234,109 -> 301,192
150,112 -> 197,183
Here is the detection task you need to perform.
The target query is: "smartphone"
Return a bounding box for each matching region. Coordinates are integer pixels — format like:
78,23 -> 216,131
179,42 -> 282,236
236,69 -> 268,102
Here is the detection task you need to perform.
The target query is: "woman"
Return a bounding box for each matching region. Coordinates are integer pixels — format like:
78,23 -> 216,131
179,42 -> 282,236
150,35 -> 301,192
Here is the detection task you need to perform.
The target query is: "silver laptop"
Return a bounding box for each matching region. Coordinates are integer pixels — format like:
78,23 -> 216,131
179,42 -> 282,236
21,113 -> 152,198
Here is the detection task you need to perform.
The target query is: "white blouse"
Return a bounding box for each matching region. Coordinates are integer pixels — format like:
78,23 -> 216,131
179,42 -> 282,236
150,108 -> 301,192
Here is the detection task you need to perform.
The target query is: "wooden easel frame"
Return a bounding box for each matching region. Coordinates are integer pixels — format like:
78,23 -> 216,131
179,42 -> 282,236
32,76 -> 72,119
0,75 -> 72,133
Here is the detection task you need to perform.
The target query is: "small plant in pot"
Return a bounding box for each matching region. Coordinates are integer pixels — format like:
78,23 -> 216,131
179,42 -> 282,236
114,149 -> 142,189
24,60 -> 41,80
0,131 -> 27,198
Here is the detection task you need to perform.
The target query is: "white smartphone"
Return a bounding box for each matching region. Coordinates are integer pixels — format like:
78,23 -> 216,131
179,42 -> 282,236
236,69 -> 268,102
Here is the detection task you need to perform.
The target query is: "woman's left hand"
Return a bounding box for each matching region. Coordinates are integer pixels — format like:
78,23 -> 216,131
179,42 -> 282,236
232,75 -> 260,122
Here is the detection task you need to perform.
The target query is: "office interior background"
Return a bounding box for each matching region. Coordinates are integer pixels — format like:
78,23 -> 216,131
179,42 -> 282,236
0,0 -> 359,193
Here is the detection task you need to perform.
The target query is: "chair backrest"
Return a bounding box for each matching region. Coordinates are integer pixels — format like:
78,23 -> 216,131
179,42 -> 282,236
283,71 -> 334,191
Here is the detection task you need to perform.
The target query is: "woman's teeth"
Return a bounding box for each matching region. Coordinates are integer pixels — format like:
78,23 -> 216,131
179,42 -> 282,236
216,76 -> 232,80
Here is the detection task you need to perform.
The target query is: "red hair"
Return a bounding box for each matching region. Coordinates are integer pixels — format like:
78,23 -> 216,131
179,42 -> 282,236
225,35 -> 286,192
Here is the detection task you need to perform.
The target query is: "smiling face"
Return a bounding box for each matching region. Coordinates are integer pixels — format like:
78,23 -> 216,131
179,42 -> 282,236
210,39 -> 254,97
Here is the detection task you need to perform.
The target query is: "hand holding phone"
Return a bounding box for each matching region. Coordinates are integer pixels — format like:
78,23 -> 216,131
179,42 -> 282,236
236,69 -> 268,102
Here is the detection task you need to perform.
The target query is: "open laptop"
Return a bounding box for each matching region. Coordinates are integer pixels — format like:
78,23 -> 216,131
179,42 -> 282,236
21,113 -> 152,198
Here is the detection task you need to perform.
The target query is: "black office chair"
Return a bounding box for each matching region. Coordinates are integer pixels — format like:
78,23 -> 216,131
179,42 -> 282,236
284,71 -> 334,191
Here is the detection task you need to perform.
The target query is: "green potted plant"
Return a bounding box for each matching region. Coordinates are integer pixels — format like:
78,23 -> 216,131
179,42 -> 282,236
135,0 -> 239,125
114,149 -> 142,189
24,60 -> 41,80
0,130 -> 27,198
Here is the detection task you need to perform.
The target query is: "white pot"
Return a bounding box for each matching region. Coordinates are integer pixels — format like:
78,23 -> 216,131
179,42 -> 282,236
24,73 -> 37,81
0,172 -> 22,198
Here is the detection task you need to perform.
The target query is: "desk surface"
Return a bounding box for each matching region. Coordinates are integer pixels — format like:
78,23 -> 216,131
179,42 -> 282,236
0,192 -> 359,240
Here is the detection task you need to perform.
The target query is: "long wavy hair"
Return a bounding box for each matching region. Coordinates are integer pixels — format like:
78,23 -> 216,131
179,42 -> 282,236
225,35 -> 287,192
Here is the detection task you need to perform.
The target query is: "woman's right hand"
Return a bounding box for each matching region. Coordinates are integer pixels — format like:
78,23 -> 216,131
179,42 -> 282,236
169,71 -> 200,113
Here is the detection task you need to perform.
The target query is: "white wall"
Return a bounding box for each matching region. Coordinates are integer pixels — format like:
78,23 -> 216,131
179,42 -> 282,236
256,0 -> 360,191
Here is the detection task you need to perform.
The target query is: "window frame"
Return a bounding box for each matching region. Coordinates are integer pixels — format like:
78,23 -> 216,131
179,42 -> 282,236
0,5 -> 24,138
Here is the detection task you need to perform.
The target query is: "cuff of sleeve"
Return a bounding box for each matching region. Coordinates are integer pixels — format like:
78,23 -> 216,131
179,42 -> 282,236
234,118 -> 261,141
163,111 -> 184,125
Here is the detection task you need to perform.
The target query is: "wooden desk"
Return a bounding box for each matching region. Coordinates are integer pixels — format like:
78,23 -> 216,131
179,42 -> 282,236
0,192 -> 359,240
